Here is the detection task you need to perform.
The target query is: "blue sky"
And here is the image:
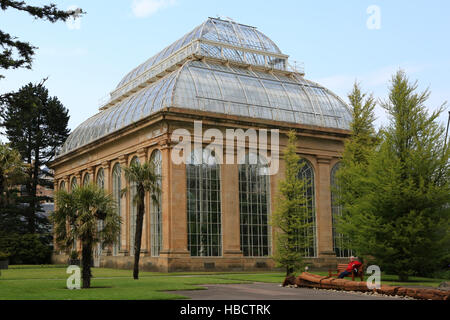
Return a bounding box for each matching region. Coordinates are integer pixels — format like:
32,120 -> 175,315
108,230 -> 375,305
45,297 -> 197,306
1,0 -> 449,133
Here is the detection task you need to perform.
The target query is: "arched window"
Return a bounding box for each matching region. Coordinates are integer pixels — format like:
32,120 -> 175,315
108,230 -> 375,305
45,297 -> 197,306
187,148 -> 222,257
129,157 -> 139,256
239,153 -> 270,257
71,177 -> 77,192
297,159 -> 317,258
83,173 -> 90,186
331,162 -> 353,257
59,181 -> 66,191
96,168 -> 105,189
150,150 -> 162,257
112,163 -> 122,256
96,168 -> 105,259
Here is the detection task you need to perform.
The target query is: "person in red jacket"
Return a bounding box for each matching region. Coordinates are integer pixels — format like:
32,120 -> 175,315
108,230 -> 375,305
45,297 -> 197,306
338,256 -> 362,279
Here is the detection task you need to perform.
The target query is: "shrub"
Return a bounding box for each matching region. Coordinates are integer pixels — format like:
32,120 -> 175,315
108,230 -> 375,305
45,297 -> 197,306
0,233 -> 52,265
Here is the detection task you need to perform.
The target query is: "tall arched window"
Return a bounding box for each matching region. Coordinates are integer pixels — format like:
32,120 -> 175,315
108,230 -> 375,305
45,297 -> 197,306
83,173 -> 90,186
59,181 -> 66,191
150,150 -> 162,257
129,157 -> 139,256
239,153 -> 270,257
96,168 -> 105,259
96,168 -> 105,189
297,159 -> 317,257
187,148 -> 222,257
71,177 -> 77,192
112,163 -> 122,256
331,162 -> 352,257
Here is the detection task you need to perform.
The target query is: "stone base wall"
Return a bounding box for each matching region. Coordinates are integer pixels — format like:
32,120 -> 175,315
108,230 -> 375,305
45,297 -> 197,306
52,253 -> 348,273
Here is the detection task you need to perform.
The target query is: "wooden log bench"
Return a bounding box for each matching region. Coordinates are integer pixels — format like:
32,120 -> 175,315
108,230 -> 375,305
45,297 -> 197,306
328,263 -> 364,281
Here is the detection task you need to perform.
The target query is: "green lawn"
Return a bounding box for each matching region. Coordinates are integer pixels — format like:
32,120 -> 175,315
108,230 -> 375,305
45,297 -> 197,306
0,265 -> 446,300
0,265 -> 285,300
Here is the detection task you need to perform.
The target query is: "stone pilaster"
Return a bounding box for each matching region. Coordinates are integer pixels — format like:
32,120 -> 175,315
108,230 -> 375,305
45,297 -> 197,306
159,139 -> 189,258
316,156 -> 336,261
118,155 -> 128,255
137,148 -> 149,254
221,163 -> 242,257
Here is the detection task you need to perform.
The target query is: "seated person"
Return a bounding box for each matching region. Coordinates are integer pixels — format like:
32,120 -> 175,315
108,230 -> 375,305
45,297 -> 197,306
338,256 -> 362,279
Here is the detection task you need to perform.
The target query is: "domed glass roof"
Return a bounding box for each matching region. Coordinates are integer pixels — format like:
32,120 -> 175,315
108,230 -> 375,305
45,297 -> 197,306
58,18 -> 351,157
116,17 -> 282,89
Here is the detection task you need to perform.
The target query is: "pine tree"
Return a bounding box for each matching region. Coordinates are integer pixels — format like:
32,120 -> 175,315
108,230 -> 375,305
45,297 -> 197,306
272,130 -> 313,275
0,1 -> 83,79
1,80 -> 70,233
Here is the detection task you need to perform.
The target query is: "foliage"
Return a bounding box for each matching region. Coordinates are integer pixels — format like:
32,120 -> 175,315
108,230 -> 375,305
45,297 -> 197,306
0,232 -> 52,264
51,183 -> 121,288
337,71 -> 450,281
0,0 -> 83,79
1,81 -> 70,233
0,251 -> 10,260
0,143 -> 29,233
271,130 -> 313,275
122,160 -> 161,279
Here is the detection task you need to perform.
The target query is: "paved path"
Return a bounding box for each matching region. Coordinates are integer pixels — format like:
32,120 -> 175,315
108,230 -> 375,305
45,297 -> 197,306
170,282 -> 402,300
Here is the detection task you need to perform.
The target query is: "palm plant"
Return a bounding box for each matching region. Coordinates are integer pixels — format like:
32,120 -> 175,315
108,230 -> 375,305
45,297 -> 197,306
122,160 -> 160,280
51,183 -> 121,288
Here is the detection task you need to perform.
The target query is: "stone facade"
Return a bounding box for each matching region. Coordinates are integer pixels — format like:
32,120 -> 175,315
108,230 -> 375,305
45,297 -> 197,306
51,107 -> 350,272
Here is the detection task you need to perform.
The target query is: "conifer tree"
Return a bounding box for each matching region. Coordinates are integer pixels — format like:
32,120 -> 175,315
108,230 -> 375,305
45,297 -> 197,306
338,72 -> 449,281
0,1 -> 83,79
1,80 -> 70,233
272,130 -> 313,275
335,82 -> 378,260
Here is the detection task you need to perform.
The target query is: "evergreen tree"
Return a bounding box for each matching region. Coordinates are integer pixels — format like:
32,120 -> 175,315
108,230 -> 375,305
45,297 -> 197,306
272,130 -> 313,275
0,143 -> 27,233
0,1 -> 83,79
1,80 -> 70,233
335,82 -> 378,260
339,71 -> 450,281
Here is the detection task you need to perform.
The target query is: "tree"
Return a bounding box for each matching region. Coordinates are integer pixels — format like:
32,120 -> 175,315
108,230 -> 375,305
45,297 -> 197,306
272,130 -> 313,276
339,71 -> 450,281
334,82 -> 378,261
0,143 -> 28,233
52,184 -> 121,288
0,0 -> 83,79
122,161 -> 160,280
1,80 -> 70,233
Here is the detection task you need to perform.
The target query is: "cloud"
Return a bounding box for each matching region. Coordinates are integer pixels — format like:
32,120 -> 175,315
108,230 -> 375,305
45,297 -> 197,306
131,0 -> 176,18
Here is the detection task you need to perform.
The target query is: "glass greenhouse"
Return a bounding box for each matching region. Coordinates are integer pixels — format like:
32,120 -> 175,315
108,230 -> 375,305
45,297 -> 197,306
58,17 -> 351,157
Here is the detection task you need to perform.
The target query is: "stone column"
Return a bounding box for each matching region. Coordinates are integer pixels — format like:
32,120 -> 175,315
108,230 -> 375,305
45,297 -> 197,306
137,148 -> 149,254
86,167 -> 95,184
101,161 -> 111,192
159,139 -> 189,258
316,156 -> 336,261
118,155 -> 128,255
221,163 -> 242,257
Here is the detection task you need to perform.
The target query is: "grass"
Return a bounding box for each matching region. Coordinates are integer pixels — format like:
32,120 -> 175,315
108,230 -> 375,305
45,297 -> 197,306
0,265 -> 285,300
0,265 -> 446,300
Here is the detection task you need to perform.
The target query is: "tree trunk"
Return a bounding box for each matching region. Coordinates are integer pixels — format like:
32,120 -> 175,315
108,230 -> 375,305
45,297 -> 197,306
133,187 -> 145,280
81,241 -> 92,288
